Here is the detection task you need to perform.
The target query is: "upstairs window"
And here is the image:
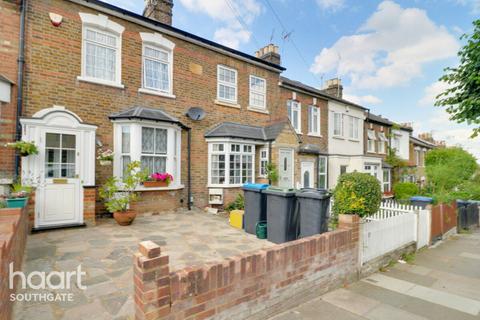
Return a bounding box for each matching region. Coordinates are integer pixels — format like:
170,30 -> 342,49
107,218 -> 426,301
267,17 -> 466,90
287,100 -> 301,133
347,115 -> 360,140
249,76 -> 266,109
367,130 -> 377,153
140,32 -> 175,96
333,112 -> 343,137
308,106 -> 321,136
217,65 -> 237,103
377,132 -> 388,154
79,13 -> 125,87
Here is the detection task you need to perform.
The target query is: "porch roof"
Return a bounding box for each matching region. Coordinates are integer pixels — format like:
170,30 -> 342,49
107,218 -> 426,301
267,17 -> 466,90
109,106 -> 188,128
204,121 -> 286,141
298,143 -> 325,155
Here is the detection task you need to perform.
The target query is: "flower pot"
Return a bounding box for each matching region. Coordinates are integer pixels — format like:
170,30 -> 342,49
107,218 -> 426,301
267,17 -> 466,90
113,210 -> 137,226
99,160 -> 112,166
6,197 -> 28,208
143,180 -> 169,188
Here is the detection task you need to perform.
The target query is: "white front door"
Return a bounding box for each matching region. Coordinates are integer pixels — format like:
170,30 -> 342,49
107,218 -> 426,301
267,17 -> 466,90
301,161 -> 314,188
38,130 -> 82,227
279,148 -> 294,188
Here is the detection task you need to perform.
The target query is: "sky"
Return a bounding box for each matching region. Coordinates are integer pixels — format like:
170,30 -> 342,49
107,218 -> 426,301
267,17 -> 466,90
104,0 -> 479,159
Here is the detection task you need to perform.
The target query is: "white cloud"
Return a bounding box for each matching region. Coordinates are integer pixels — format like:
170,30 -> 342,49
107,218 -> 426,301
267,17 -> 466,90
454,0 -> 480,14
178,0 -> 261,49
343,93 -> 382,105
418,81 -> 451,107
310,1 -> 459,89
316,0 -> 345,11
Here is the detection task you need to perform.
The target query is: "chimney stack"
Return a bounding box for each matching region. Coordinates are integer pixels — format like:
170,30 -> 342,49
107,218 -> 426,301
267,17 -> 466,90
255,44 -> 281,66
323,78 -> 343,99
144,0 -> 174,26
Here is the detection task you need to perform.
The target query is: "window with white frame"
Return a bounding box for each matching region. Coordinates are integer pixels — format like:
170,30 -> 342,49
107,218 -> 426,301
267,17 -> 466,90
113,122 -> 181,186
364,164 -> 379,179
367,130 -> 377,152
347,115 -> 359,140
79,13 -> 124,86
333,112 -> 343,137
249,76 -> 266,109
383,169 -> 391,192
415,148 -> 421,166
140,33 -> 175,95
287,100 -> 301,133
308,105 -> 320,135
217,65 -> 237,103
377,131 -> 387,154
208,142 -> 255,186
259,147 -> 268,177
318,156 -> 327,189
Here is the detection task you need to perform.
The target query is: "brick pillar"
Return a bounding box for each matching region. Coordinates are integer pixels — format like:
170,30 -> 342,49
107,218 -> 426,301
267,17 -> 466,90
338,214 -> 360,242
27,190 -> 35,231
134,241 -> 171,320
83,186 -> 96,226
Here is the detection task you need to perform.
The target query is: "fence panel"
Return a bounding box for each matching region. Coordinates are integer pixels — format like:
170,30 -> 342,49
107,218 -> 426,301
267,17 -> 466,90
361,202 -> 418,264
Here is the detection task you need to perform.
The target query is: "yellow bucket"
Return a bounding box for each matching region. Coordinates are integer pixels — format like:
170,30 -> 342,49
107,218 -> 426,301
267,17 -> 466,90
229,210 -> 244,229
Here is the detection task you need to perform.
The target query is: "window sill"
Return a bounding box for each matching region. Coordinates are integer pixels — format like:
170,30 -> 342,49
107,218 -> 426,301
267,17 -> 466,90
214,99 -> 241,109
207,184 -> 245,189
367,151 -> 377,154
247,106 -> 269,114
295,130 -> 303,135
136,184 -> 184,192
77,76 -> 124,89
138,88 -> 176,99
332,135 -> 345,140
307,133 -> 322,138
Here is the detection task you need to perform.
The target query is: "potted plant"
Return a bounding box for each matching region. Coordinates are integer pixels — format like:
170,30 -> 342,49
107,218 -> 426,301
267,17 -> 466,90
6,181 -> 32,208
143,172 -> 173,188
97,149 -> 114,166
99,161 -> 147,226
5,141 -> 38,157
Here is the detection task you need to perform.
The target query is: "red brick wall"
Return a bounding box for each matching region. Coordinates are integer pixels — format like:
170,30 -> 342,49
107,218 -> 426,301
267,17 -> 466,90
134,216 -> 360,319
22,0 -> 283,211
0,197 -> 32,320
83,186 -> 96,225
0,0 -> 20,180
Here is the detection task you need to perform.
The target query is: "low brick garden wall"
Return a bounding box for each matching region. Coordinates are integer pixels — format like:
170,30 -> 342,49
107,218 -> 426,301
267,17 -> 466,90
134,215 -> 360,320
0,196 -> 33,320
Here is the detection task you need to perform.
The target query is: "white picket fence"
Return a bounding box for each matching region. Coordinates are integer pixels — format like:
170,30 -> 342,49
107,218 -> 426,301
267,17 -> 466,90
360,201 -> 431,264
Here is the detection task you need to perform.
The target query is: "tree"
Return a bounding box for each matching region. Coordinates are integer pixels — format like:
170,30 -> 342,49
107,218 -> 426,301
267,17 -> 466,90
436,19 -> 480,137
425,147 -> 478,201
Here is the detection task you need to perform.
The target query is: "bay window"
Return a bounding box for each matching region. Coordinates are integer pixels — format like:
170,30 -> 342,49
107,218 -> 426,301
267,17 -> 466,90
287,100 -> 301,133
79,13 -> 125,87
308,106 -> 321,136
383,169 -> 391,192
318,156 -> 328,189
259,147 -> 268,177
217,65 -> 237,103
208,142 -> 255,186
113,122 -> 181,187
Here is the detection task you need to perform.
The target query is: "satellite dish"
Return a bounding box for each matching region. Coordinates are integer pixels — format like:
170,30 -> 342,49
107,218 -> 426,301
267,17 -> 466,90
186,107 -> 206,121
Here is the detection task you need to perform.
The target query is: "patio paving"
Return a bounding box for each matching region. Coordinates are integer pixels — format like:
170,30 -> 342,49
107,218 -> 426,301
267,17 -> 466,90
13,209 -> 274,320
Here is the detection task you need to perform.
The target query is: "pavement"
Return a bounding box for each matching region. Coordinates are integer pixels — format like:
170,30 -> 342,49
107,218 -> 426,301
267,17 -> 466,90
271,228 -> 480,320
13,209 -> 274,320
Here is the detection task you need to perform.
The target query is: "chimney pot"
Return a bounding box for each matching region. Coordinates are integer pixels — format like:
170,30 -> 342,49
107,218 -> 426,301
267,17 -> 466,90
255,43 -> 281,65
144,0 -> 174,25
323,78 -> 343,99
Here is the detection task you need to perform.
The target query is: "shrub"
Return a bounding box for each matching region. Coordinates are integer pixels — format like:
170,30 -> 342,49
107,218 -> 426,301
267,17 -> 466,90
332,172 -> 381,218
225,193 -> 244,212
393,182 -> 419,201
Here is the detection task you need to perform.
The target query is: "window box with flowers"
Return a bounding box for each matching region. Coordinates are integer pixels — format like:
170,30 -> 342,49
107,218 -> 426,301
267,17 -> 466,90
143,172 -> 173,188
98,149 -> 114,166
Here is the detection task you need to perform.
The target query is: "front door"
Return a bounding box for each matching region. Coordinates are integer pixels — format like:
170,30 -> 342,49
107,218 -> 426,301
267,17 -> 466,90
279,148 -> 294,188
38,130 -> 82,227
301,161 -> 314,188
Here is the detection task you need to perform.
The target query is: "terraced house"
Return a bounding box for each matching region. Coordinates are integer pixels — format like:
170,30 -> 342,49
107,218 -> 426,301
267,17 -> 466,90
0,0 -> 437,229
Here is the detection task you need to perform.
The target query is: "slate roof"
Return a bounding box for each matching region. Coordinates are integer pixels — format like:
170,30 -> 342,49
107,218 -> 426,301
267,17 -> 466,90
298,144 -> 325,155
410,136 -> 436,149
367,113 -> 393,126
205,121 -> 287,141
279,76 -> 368,111
109,106 -> 187,127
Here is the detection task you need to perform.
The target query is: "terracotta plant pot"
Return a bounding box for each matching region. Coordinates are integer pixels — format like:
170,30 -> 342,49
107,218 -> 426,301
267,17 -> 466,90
143,180 -> 169,188
113,210 -> 137,226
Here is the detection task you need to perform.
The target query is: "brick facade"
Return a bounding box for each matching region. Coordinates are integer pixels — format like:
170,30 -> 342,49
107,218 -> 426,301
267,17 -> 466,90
0,0 -> 20,184
134,215 -> 359,320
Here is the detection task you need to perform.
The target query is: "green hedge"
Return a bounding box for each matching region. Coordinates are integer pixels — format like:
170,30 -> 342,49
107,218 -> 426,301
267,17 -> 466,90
393,182 -> 419,201
332,172 -> 381,218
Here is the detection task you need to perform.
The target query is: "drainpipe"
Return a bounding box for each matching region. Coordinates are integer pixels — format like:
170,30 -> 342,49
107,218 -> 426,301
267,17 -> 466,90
14,0 -> 26,179
268,141 -> 272,185
187,128 -> 192,210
